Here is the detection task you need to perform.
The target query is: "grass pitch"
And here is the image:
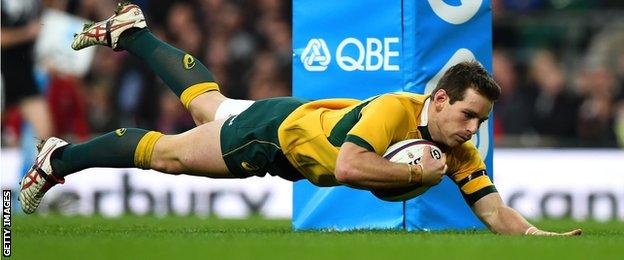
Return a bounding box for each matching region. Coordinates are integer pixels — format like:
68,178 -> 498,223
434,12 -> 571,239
11,215 -> 624,259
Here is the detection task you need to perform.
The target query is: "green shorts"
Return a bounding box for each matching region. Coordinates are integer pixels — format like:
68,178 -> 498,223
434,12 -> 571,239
220,97 -> 308,181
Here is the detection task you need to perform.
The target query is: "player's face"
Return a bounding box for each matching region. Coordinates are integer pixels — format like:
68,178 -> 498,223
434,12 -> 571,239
431,88 -> 492,147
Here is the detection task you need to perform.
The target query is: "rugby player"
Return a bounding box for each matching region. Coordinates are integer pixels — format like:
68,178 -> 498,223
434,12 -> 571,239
19,3 -> 581,236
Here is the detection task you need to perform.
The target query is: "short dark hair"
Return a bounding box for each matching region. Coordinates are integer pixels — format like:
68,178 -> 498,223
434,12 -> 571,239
432,61 -> 500,104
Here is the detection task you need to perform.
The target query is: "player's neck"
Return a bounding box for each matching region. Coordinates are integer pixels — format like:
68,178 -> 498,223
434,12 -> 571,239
426,104 -> 442,144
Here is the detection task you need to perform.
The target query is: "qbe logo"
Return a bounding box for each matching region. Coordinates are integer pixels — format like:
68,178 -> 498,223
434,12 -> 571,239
301,37 -> 400,72
301,39 -> 331,71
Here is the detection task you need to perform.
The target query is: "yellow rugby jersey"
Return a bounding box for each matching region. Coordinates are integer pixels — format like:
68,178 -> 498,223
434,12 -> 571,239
277,92 -> 496,204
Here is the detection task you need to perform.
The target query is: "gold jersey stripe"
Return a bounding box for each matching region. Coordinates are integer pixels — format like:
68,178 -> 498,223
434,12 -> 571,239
460,175 -> 492,194
180,82 -> 220,109
134,131 -> 164,169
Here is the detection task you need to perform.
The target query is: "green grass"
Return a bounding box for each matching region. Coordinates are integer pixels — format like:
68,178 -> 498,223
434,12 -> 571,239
10,215 -> 624,259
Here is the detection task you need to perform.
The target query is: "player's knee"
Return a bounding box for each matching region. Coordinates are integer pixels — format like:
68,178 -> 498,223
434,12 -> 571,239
149,156 -> 167,172
150,155 -> 182,174
150,135 -> 186,174
187,92 -> 228,125
189,110 -> 210,125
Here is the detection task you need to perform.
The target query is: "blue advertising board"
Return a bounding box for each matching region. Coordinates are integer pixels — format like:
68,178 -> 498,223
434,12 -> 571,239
292,0 -> 493,231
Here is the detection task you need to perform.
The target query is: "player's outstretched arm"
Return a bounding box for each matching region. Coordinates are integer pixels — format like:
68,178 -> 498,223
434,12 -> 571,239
471,192 -> 582,236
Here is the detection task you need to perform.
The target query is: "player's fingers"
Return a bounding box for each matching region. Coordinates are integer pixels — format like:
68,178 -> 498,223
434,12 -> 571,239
537,228 -> 582,236
422,146 -> 432,159
563,229 -> 582,236
438,151 -> 447,164
533,230 -> 557,236
436,155 -> 447,172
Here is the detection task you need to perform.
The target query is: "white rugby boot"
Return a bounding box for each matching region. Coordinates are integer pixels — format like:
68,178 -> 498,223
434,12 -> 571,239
71,2 -> 146,51
19,137 -> 69,214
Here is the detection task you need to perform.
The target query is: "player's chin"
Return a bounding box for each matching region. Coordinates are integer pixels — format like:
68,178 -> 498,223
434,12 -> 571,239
445,136 -> 463,147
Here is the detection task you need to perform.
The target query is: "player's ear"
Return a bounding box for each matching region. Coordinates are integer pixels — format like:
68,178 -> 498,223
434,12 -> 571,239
432,89 -> 448,109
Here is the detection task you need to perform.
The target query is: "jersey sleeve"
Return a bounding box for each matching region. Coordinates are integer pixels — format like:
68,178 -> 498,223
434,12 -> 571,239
446,142 -> 498,206
344,95 -> 410,155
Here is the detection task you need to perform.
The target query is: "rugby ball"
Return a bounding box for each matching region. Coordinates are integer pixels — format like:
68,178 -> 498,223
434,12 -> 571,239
371,139 -> 443,202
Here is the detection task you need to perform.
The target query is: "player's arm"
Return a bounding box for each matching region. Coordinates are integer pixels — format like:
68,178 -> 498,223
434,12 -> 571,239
471,192 -> 582,236
335,142 -> 446,189
334,95 -> 446,189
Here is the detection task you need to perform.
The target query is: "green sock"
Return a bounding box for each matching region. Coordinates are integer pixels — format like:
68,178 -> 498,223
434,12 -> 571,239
117,29 -> 218,99
50,128 -> 163,178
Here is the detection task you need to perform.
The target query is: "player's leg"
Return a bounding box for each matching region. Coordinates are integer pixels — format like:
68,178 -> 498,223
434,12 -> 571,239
71,3 -> 251,124
48,122 -> 232,178
114,28 -> 227,124
149,120 -> 232,176
19,121 -> 235,214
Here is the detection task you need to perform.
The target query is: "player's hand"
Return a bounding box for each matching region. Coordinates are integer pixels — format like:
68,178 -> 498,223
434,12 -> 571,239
526,227 -> 582,236
419,146 -> 447,186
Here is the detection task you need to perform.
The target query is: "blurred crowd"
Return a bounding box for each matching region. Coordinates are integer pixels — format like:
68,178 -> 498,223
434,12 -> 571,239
1,0 -> 623,148
1,0 -> 291,146
492,0 -> 624,147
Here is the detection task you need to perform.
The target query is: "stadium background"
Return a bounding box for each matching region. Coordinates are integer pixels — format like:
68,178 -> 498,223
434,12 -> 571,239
1,1 -> 620,148
1,0 -> 624,258
2,0 -> 623,221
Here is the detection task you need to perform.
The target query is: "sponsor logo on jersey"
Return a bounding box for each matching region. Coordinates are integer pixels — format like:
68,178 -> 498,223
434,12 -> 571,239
183,54 -> 196,70
241,161 -> 260,172
115,128 -> 127,137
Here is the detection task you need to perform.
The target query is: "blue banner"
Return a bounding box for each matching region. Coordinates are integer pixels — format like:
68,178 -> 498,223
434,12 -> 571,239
292,0 -> 405,230
292,0 -> 493,231
404,0 -> 493,231
293,0 -> 404,99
